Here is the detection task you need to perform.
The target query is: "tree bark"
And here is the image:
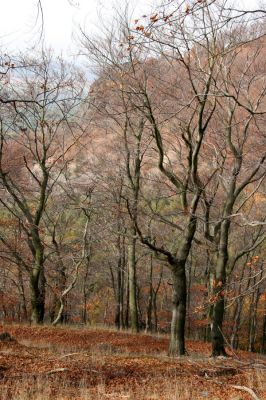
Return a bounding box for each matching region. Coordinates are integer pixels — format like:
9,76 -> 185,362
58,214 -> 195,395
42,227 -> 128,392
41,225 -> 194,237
146,253 -> 153,333
124,269 -> 129,329
18,265 -> 28,321
152,267 -> 163,333
168,265 -> 187,356
211,295 -> 227,356
230,297 -> 242,350
211,218 -> 230,357
211,275 -> 227,355
248,279 -> 261,352
114,233 -> 125,330
115,257 -> 123,329
30,246 -> 45,324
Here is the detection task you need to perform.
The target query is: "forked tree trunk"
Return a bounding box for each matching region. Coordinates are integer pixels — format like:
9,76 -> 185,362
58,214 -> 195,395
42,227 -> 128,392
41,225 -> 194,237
168,265 -> 187,356
168,199 -> 198,356
50,234 -> 67,323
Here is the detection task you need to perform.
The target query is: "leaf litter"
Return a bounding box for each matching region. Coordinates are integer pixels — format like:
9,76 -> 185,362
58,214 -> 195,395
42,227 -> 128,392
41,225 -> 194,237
0,324 -> 265,399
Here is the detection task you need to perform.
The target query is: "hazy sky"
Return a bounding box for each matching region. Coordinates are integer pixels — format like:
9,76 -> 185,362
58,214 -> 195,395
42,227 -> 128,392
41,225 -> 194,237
0,0 -> 156,56
0,0 -> 262,58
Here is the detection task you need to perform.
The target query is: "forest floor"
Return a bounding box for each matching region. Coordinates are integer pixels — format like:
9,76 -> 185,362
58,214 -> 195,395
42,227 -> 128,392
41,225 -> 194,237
0,324 -> 265,400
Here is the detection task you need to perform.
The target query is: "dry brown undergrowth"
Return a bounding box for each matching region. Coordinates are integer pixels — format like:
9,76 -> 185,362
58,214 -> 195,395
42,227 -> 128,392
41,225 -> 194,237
0,324 -> 265,400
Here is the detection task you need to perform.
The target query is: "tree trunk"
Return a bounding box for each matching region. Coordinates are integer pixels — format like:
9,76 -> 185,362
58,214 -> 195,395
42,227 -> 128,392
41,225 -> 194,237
18,266 -> 28,321
211,214 -> 231,356
50,266 -> 67,324
146,254 -> 153,333
204,255 -> 212,343
248,281 -> 260,352
152,267 -> 163,333
211,295 -> 227,356
211,254 -> 227,356
82,264 -> 90,324
186,256 -> 192,338
230,297 -> 241,350
261,304 -> 266,353
168,199 -> 198,356
128,228 -> 139,332
30,238 -> 45,324
152,292 -> 158,333
114,233 -> 126,330
168,265 -> 186,356
115,260 -> 123,329
230,263 -> 246,349
30,262 -> 45,324
125,270 -> 129,329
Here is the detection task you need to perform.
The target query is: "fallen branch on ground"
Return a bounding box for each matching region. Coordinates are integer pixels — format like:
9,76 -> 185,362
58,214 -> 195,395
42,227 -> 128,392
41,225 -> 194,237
230,385 -> 261,400
59,352 -> 91,359
45,368 -> 69,374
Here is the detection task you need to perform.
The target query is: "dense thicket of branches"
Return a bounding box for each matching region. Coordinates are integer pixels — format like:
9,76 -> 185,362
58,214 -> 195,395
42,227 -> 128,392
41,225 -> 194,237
0,1 -> 265,356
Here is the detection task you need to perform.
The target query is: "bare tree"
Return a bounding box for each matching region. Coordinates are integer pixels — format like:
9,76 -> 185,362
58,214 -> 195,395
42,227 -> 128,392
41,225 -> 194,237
81,0 -> 266,355
0,51 -> 86,323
